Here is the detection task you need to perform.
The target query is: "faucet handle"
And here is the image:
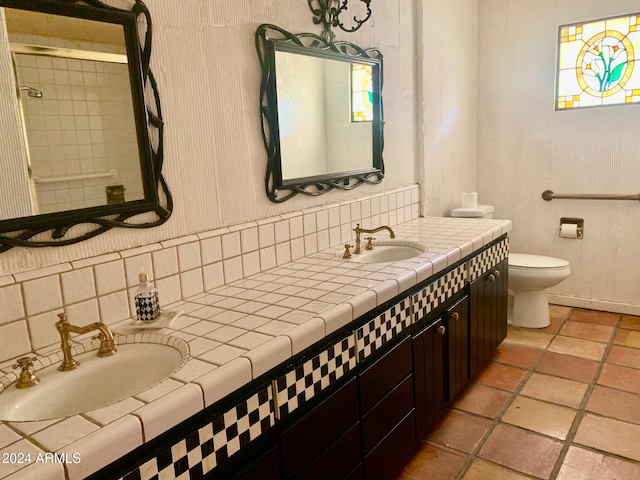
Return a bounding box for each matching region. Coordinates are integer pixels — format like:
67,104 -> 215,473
91,331 -> 119,341
92,330 -> 118,358
12,356 -> 37,370
342,244 -> 354,259
364,237 -> 376,250
12,357 -> 39,389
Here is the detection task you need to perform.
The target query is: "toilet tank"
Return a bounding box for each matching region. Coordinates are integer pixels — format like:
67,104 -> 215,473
451,205 -> 494,219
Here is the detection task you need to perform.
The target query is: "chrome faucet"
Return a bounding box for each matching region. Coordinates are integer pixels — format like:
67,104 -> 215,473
353,223 -> 395,254
55,313 -> 117,371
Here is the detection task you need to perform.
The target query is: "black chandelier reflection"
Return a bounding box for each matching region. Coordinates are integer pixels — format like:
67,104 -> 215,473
307,0 -> 372,41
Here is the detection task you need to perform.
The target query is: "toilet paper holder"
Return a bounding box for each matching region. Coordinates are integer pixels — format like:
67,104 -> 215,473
559,217 -> 584,239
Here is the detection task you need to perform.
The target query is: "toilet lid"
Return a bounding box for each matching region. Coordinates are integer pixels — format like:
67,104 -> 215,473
509,253 -> 569,269
451,205 -> 494,218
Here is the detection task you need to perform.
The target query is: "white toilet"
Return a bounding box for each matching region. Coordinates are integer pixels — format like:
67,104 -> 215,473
450,202 -> 571,329
508,254 -> 571,328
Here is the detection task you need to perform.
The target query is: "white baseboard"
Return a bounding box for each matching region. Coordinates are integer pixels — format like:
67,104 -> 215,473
547,294 -> 640,316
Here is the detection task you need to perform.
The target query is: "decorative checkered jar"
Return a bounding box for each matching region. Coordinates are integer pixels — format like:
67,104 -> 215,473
135,273 -> 160,321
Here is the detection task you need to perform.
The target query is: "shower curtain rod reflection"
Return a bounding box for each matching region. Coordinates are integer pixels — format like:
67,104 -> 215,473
33,169 -> 117,184
542,190 -> 640,201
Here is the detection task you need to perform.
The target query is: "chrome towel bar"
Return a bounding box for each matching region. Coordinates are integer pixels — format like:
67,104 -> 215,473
33,169 -> 117,185
542,190 -> 640,201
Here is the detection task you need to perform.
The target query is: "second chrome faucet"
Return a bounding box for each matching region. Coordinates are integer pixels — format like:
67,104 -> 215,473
55,313 -> 117,371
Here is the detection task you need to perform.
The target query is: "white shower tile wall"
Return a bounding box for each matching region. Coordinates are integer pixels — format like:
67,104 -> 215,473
11,34 -> 142,213
0,185 -> 421,363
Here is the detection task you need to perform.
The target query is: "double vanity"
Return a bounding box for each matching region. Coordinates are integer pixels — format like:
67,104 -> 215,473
0,1 -> 510,479
0,216 -> 510,479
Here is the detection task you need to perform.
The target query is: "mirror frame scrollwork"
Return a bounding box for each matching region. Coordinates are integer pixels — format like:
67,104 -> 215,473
256,24 -> 384,203
0,0 -> 171,253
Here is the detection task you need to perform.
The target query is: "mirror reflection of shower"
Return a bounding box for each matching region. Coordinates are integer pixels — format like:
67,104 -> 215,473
19,85 -> 42,98
8,43 -> 145,214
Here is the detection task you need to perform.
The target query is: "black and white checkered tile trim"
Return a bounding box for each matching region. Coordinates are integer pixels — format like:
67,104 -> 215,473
356,297 -> 412,363
412,264 -> 466,322
121,387 -> 274,480
273,335 -> 357,421
467,238 -> 509,282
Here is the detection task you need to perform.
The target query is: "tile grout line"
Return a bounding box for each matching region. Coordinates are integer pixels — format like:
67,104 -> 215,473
403,307 -> 640,479
547,311 -> 625,479
452,308 -> 575,480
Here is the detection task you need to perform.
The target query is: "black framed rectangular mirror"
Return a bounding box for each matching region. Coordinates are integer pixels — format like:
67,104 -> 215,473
0,0 -> 171,252
256,24 -> 384,203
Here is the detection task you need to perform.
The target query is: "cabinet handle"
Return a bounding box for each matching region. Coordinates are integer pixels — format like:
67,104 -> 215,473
486,273 -> 496,282
493,269 -> 501,278
437,325 -> 446,335
450,312 -> 460,322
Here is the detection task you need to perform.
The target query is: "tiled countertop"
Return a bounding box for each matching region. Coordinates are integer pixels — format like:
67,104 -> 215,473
0,216 -> 511,480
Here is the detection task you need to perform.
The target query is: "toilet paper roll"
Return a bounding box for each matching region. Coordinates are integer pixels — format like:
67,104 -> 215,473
461,192 -> 478,208
560,223 -> 579,239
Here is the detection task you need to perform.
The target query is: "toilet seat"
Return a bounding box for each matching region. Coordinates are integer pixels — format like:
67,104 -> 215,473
509,253 -> 569,270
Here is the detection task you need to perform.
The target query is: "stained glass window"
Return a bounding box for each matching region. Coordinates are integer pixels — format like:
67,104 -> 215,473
556,13 -> 640,110
351,63 -> 374,122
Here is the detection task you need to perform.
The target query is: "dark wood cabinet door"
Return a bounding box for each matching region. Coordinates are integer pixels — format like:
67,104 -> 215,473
358,336 -> 412,414
280,378 -> 359,478
469,258 -> 508,378
363,411 -> 416,480
228,446 -> 280,480
446,296 -> 469,403
412,318 -> 446,440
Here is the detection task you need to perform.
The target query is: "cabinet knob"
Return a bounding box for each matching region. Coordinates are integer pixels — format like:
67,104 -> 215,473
437,325 -> 446,336
450,312 -> 460,322
493,269 -> 501,278
486,273 -> 496,282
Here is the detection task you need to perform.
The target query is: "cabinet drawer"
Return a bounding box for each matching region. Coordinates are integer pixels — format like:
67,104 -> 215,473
359,336 -> 412,413
294,422 -> 361,480
280,378 -> 359,477
345,464 -> 363,480
231,446 -> 280,480
363,410 -> 416,480
361,374 -> 413,453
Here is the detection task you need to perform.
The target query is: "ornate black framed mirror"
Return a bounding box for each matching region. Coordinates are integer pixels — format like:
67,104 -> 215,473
0,0 -> 171,252
256,24 -> 384,203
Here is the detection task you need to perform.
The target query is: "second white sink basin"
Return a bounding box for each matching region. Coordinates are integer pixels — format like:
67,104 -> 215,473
352,242 -> 425,263
0,336 -> 188,422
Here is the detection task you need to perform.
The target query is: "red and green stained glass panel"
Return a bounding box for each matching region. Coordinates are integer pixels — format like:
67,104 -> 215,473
351,63 -> 373,122
557,13 -> 640,110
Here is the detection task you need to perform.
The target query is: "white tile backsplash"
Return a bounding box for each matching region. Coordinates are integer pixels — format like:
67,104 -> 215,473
223,257 -> 244,283
274,219 -> 290,244
22,276 -> 62,316
221,231 -> 241,259
0,186 -> 420,363
61,268 -> 96,304
200,236 -> 223,265
177,242 -> 202,271
0,285 -> 24,325
94,260 -> 126,296
240,227 -> 259,254
152,248 -> 179,279
258,223 -> 275,248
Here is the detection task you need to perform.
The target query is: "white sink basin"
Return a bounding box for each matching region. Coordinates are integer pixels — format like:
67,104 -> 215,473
351,242 -> 425,263
0,337 -> 188,421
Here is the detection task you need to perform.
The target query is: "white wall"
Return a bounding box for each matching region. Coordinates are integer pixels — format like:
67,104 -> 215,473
478,0 -> 640,312
419,0 -> 479,216
0,0 -> 419,276
0,8 -> 34,221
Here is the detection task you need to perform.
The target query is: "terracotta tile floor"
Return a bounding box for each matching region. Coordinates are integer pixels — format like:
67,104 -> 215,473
398,307 -> 640,480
